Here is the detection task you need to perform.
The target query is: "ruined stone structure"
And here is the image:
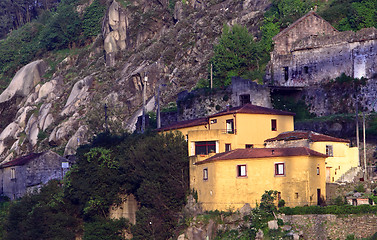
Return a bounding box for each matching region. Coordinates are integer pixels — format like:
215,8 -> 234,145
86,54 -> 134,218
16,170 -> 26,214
266,11 -> 377,87
176,77 -> 271,121
0,151 -> 71,200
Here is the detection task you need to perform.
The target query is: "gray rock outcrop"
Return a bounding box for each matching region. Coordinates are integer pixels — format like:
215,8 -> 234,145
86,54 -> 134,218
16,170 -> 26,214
0,60 -> 47,103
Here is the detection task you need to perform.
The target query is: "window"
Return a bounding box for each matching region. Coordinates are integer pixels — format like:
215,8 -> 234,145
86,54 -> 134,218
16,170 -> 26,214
295,193 -> 299,199
271,119 -> 277,131
275,163 -> 285,176
239,94 -> 251,106
317,167 -> 320,175
277,192 -> 281,201
283,67 -> 289,81
245,144 -> 254,149
326,145 -> 333,157
195,141 -> 216,155
10,168 -> 15,180
226,119 -> 234,134
203,168 -> 208,180
304,66 -> 309,74
225,144 -> 231,152
237,165 -> 247,177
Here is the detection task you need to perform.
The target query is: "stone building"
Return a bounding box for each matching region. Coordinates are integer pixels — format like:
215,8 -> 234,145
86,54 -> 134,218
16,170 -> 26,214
266,11 -> 377,87
0,151 -> 71,200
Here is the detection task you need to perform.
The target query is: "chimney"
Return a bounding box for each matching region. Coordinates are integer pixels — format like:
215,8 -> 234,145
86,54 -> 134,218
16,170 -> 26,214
226,104 -> 230,112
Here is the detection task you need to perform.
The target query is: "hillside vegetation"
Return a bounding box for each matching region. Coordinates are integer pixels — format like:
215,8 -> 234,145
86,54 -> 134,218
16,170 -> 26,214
2,132 -> 188,239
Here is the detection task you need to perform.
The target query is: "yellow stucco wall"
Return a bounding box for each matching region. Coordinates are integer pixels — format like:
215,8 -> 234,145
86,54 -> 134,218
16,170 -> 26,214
310,142 -> 359,182
162,124 -> 208,138
186,113 -> 294,156
190,155 -> 326,211
208,113 -> 294,148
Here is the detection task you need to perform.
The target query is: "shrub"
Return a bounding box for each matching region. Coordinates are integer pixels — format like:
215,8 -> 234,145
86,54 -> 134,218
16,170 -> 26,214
82,0 -> 106,39
354,184 -> 366,193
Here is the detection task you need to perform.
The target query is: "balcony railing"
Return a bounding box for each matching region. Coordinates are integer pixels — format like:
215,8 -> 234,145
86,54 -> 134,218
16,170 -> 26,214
220,129 -> 237,134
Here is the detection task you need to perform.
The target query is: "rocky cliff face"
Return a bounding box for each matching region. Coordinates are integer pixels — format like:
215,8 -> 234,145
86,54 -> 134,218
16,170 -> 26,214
0,0 -> 270,161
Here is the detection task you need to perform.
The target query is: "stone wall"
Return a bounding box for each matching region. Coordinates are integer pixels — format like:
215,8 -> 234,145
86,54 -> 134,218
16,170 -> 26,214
273,11 -> 337,55
0,151 -> 69,200
177,77 -> 271,121
269,28 -> 377,87
280,214 -> 377,240
109,194 -> 138,225
301,78 -> 377,117
268,15 -> 377,87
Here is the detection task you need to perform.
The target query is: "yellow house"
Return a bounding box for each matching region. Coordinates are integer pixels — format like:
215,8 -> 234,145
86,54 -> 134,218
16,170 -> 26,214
265,131 -> 359,183
159,104 -> 295,155
158,117 -> 208,140
190,147 -> 327,211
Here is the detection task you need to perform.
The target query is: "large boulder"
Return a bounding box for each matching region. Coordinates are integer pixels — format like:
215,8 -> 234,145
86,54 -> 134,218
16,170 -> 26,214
0,60 -> 47,103
61,76 -> 93,116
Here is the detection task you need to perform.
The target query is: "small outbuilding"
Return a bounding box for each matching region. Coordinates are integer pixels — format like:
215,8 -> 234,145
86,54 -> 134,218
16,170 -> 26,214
0,151 -> 71,200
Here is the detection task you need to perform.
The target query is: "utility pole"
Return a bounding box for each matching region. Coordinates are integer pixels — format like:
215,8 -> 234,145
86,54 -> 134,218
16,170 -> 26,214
210,63 -> 213,89
157,84 -> 161,129
356,103 -> 360,166
104,103 -> 109,132
363,112 -> 367,180
142,76 -> 148,133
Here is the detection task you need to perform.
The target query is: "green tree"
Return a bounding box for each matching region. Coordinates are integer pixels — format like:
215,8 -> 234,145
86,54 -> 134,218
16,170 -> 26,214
259,190 -> 278,214
210,24 -> 260,87
4,181 -> 78,240
39,2 -> 81,50
82,0 -> 106,39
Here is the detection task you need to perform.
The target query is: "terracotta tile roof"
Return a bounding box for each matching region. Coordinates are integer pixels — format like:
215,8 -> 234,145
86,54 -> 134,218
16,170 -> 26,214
195,147 -> 327,165
209,104 -> 295,118
0,152 -> 44,168
265,131 -> 350,143
272,10 -> 338,41
157,117 -> 208,132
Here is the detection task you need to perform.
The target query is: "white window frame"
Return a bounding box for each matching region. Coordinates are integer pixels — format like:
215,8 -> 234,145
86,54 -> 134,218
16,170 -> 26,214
203,168 -> 208,180
10,168 -> 16,180
326,145 -> 333,157
275,162 -> 285,176
237,164 -> 247,177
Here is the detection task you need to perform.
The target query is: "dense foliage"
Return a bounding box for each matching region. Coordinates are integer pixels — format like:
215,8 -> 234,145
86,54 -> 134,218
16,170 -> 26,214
210,24 -> 259,87
2,132 -> 189,240
0,0 -> 106,88
0,0 -> 60,39
280,204 -> 377,215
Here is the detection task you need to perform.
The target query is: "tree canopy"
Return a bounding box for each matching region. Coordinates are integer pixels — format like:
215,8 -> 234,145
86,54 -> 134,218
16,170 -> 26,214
210,24 -> 263,87
3,132 -> 189,240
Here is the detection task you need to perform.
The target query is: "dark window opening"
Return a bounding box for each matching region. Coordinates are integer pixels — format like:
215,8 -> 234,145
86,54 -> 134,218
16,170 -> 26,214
239,94 -> 251,106
304,66 -> 309,74
226,119 -> 234,134
195,141 -> 216,155
271,119 -> 277,131
225,144 -> 231,152
245,144 -> 254,149
283,67 -> 289,81
326,145 -> 333,157
237,165 -> 247,177
317,167 -> 320,175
